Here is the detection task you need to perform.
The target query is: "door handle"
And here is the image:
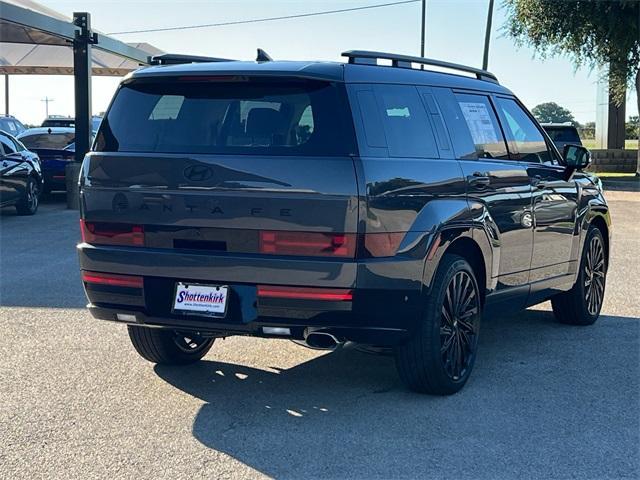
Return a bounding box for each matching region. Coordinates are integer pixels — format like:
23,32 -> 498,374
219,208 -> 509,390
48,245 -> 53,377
467,172 -> 491,188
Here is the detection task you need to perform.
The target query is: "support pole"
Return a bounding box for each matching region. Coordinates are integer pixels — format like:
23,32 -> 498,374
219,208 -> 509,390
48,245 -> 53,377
67,11 -> 94,210
482,0 -> 495,70
4,74 -> 8,115
420,0 -> 426,58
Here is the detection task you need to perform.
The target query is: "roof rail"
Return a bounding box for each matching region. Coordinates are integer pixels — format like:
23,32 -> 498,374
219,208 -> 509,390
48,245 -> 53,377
148,53 -> 235,66
341,50 -> 499,83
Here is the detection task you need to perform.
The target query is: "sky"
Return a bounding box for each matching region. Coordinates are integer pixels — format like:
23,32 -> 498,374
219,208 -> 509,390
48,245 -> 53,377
2,0 -> 638,126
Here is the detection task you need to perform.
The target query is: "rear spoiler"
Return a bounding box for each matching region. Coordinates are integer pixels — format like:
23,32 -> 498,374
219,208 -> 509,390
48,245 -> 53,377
148,49 -> 274,66
148,54 -> 235,66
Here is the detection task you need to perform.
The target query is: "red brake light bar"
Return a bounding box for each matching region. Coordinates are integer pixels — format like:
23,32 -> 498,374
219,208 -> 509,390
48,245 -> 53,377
257,285 -> 353,301
259,231 -> 405,258
260,231 -> 356,258
177,75 -> 249,82
81,220 -> 144,247
82,271 -> 143,289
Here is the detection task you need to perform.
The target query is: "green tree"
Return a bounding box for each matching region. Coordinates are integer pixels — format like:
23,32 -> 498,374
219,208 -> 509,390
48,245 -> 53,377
504,0 -> 640,172
532,102 -> 576,124
579,121 -> 596,140
627,115 -> 639,140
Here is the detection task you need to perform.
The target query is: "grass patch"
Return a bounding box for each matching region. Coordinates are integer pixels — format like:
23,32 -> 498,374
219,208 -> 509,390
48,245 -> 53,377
594,172 -> 637,178
582,139 -> 638,150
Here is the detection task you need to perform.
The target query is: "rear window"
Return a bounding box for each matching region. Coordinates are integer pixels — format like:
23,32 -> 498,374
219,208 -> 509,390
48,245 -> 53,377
19,132 -> 75,150
544,126 -> 581,143
96,78 -> 357,156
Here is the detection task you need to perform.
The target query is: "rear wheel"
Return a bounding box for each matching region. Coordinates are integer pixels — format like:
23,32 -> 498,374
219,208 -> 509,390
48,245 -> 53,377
395,254 -> 482,395
127,325 -> 215,365
551,226 -> 606,325
15,176 -> 39,215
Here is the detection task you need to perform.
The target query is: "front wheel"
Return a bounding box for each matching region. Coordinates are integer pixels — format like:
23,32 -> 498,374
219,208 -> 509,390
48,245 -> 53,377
395,254 -> 482,395
127,325 -> 215,365
551,226 -> 607,325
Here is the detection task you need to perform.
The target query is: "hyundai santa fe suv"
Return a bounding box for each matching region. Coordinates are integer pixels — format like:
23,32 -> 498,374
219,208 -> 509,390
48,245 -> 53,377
77,50 -> 610,395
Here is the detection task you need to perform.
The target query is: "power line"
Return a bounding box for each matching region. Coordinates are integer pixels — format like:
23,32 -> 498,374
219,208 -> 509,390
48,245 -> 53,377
107,0 -> 421,35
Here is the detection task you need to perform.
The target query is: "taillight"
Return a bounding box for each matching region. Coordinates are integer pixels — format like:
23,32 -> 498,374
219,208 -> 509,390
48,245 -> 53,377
257,231 -> 406,258
364,232 -> 405,258
257,285 -> 353,301
259,231 -> 356,258
82,271 -> 143,288
81,220 -> 144,246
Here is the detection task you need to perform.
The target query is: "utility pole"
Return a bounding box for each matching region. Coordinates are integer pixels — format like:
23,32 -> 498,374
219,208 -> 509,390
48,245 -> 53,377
41,96 -> 54,118
482,0 -> 495,70
420,0 -> 426,58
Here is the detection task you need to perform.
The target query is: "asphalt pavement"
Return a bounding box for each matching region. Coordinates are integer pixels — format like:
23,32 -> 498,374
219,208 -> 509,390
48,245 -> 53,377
0,191 -> 638,480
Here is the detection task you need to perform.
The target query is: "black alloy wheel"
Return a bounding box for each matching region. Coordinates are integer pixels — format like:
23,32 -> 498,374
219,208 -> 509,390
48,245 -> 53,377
584,234 -> 606,316
551,225 -> 607,326
127,325 -> 215,364
440,270 -> 480,381
395,254 -> 482,395
173,331 -> 211,354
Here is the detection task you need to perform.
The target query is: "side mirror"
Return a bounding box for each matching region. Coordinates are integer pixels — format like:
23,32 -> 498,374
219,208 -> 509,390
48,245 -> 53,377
563,144 -> 591,170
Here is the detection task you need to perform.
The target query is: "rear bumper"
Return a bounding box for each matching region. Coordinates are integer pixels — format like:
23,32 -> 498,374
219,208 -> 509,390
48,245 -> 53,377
86,304 -> 410,345
78,243 -> 425,343
42,165 -> 66,189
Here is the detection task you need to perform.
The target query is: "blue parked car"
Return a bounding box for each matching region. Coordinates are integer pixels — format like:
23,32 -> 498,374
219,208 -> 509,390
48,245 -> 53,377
17,127 -> 94,193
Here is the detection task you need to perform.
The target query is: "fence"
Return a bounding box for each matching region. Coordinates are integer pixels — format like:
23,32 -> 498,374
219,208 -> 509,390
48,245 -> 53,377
588,149 -> 638,173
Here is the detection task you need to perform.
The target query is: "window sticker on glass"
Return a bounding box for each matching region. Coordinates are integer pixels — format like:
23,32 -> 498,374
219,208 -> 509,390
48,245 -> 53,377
386,107 -> 410,117
458,102 -> 499,145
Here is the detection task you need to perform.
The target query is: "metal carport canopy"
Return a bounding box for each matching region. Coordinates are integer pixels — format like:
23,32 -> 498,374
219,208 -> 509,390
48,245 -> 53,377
0,41 -> 162,76
0,0 -> 155,62
0,0 -> 161,163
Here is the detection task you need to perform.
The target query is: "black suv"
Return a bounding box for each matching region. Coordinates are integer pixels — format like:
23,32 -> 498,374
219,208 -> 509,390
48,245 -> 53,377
78,50 -> 610,395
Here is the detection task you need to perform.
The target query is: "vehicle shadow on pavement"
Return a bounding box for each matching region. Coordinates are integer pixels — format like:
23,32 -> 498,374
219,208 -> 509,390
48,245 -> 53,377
154,308 -> 639,479
0,191 -> 67,216
1,192 -> 86,308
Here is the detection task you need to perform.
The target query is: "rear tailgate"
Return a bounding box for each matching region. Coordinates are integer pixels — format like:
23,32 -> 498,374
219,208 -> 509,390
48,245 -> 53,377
82,152 -> 358,237
79,75 -> 360,288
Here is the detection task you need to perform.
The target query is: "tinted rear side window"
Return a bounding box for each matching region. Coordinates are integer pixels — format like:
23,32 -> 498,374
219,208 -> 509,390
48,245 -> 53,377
544,126 -> 581,143
375,85 -> 438,158
96,78 -> 357,156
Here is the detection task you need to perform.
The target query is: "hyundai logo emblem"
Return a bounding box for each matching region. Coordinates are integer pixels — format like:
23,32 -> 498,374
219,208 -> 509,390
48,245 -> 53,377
184,164 -> 214,182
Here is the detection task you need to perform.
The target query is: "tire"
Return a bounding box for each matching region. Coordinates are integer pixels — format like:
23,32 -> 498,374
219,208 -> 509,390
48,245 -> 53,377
15,176 -> 39,215
551,226 -> 606,326
127,325 -> 215,365
395,254 -> 482,395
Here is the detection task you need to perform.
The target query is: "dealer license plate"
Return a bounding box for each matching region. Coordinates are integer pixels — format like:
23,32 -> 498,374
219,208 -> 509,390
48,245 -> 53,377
172,283 -> 228,317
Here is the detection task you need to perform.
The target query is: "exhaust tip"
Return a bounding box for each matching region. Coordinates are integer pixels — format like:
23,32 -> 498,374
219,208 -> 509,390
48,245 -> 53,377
303,329 -> 340,350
